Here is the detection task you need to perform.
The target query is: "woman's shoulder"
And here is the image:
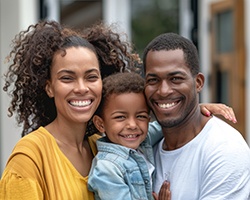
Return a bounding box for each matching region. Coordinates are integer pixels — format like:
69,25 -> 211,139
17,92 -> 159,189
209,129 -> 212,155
12,127 -> 55,156
87,133 -> 102,156
3,127 -> 57,178
18,126 -> 52,144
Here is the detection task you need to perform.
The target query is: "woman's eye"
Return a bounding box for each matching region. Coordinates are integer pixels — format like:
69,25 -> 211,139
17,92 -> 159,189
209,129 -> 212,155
60,76 -> 73,81
87,74 -> 100,81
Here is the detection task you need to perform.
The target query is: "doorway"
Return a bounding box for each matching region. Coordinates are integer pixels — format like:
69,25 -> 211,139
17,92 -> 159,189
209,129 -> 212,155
210,0 -> 246,138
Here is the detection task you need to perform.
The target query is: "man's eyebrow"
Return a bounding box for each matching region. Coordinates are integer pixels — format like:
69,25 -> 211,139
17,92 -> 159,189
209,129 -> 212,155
145,73 -> 158,77
168,71 -> 186,76
146,71 -> 186,78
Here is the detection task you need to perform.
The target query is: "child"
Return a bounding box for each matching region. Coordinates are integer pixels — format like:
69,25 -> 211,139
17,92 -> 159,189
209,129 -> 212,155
88,72 -> 170,200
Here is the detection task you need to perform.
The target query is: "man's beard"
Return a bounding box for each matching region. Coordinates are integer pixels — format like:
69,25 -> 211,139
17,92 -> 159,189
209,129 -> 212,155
156,114 -> 185,128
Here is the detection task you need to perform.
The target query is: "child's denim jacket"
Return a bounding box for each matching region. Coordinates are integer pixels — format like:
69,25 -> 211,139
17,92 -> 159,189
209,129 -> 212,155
88,121 -> 162,200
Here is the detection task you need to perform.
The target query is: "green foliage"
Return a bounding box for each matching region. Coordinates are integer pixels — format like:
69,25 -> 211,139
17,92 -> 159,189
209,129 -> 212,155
131,0 -> 179,56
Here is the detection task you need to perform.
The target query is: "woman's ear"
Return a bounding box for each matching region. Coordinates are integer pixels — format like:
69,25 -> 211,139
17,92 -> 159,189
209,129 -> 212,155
45,80 -> 54,98
93,115 -> 105,133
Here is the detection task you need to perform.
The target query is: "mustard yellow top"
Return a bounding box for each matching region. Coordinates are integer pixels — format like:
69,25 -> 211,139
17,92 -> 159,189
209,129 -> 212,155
0,127 -> 100,200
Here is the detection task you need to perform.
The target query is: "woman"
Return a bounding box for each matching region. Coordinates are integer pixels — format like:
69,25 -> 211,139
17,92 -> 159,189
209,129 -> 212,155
0,20 -> 139,200
0,20 -> 236,199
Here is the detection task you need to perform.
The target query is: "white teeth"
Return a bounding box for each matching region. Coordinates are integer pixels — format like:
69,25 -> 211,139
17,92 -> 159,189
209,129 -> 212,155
70,100 -> 91,107
124,135 -> 137,138
158,102 -> 176,109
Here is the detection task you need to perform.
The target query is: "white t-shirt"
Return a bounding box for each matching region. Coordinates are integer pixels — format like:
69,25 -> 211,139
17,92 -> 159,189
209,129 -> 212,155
153,116 -> 250,200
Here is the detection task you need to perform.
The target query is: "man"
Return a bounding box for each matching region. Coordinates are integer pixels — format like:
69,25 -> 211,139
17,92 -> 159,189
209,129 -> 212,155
143,32 -> 250,199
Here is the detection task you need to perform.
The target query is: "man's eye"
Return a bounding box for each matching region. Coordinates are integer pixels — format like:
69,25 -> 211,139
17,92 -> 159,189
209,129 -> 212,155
146,78 -> 158,84
172,77 -> 183,81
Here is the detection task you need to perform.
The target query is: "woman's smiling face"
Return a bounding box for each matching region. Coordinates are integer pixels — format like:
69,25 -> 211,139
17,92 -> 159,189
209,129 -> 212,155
46,47 -> 102,125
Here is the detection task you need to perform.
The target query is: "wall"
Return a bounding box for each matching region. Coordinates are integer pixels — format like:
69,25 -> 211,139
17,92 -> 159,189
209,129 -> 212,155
199,0 -> 250,145
0,0 -> 38,174
245,0 -> 250,144
103,0 -> 131,40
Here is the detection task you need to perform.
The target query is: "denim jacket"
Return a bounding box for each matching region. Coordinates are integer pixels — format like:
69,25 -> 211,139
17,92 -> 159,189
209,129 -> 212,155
88,121 -> 162,200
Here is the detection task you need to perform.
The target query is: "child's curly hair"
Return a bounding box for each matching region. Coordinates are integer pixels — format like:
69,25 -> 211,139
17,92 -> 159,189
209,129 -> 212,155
97,72 -> 146,117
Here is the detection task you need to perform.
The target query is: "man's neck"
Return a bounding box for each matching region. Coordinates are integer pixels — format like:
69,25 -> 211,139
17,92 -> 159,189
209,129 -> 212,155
161,113 -> 211,151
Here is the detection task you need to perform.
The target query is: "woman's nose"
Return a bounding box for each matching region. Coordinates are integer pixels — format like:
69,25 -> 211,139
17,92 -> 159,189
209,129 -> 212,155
74,80 -> 89,94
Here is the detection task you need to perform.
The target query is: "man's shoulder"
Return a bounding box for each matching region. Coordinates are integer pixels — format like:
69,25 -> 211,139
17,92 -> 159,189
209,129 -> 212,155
201,117 -> 250,157
206,116 -> 242,137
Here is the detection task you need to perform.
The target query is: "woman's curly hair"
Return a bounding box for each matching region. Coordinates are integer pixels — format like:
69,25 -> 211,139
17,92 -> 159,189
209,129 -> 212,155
83,22 -> 142,77
3,20 -> 141,137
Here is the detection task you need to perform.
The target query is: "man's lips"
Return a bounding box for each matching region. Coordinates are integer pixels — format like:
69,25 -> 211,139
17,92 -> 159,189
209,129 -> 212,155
155,100 -> 179,109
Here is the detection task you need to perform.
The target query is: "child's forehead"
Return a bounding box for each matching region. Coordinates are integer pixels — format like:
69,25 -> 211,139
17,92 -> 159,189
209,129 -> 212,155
107,92 -> 145,99
106,92 -> 148,107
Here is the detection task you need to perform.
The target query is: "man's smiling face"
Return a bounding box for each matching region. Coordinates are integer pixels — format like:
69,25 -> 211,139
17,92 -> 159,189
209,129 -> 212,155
144,49 -> 199,128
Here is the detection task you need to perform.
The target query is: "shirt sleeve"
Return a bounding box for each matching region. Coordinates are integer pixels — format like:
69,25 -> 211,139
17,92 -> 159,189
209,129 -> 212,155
88,133 -> 102,156
199,140 -> 250,200
0,154 -> 44,200
88,159 -> 132,200
0,172 -> 43,199
148,121 -> 163,146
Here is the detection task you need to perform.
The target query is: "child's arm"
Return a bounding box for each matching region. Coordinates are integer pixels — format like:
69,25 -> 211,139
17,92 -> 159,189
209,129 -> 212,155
88,160 -> 130,200
200,103 -> 237,123
88,159 -> 139,200
147,121 -> 163,146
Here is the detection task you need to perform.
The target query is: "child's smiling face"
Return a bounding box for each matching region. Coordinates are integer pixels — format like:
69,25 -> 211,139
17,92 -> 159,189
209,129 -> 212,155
94,92 -> 150,149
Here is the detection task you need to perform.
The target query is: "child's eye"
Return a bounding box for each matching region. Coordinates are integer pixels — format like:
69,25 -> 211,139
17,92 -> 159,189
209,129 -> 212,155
137,114 -> 149,119
114,115 -> 125,119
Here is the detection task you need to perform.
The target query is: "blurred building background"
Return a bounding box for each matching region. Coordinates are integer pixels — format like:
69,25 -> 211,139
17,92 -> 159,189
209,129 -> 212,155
0,0 -> 249,173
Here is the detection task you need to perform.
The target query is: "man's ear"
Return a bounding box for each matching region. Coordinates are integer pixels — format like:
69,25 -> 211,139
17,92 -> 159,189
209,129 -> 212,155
45,80 -> 54,98
93,115 -> 105,133
196,73 -> 204,93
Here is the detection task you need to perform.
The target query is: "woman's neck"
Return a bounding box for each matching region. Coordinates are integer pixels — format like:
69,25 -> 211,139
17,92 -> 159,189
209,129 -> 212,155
45,118 -> 88,149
